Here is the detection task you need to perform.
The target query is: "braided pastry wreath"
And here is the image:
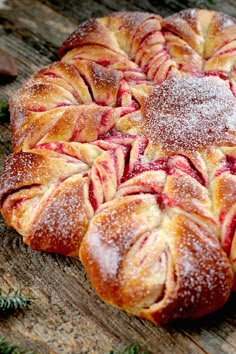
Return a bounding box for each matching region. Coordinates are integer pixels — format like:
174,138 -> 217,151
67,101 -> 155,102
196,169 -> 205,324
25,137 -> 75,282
1,8 -> 236,324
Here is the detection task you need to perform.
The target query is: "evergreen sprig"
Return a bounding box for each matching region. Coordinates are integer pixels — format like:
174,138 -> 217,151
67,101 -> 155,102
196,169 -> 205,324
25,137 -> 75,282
196,0 -> 216,8
109,344 -> 148,354
0,288 -> 34,315
0,336 -> 36,354
0,100 -> 10,121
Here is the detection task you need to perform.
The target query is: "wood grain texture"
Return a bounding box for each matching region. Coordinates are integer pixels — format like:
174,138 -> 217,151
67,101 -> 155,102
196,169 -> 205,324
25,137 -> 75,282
0,0 -> 236,353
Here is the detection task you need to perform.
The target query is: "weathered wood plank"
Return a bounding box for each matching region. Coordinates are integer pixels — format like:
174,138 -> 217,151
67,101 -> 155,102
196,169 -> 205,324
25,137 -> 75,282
0,228 -> 209,354
43,0 -> 236,20
0,0 -> 78,101
1,0 -> 76,48
0,0 -> 236,353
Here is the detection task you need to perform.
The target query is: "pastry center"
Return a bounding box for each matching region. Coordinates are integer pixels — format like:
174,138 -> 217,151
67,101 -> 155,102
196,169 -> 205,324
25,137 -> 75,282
143,76 -> 236,151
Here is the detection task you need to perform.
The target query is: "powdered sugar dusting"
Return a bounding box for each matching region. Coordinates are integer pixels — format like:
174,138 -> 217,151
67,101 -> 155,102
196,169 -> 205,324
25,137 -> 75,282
143,76 -> 236,152
226,110 -> 236,130
88,229 -> 121,279
29,176 -> 93,255
217,13 -> 236,29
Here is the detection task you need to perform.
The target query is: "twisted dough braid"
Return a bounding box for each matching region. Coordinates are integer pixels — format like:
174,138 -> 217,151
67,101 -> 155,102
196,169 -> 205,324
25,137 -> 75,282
1,9 -> 236,324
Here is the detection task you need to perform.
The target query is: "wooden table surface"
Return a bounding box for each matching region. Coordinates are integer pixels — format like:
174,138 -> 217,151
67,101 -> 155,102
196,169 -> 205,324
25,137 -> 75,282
1,0 -> 236,353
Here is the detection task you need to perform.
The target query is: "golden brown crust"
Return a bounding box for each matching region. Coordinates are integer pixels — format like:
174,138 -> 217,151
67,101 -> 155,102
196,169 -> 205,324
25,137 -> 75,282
145,214 -> 233,323
58,18 -> 123,58
1,9 -> 236,324
163,9 -> 215,56
25,176 -> 93,256
79,200 -> 233,324
101,12 -> 162,57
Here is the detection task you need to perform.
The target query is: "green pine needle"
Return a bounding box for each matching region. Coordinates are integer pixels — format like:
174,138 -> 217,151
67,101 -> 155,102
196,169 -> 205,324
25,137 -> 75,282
0,100 -> 10,121
0,336 -> 36,354
109,344 -> 148,354
0,288 -> 34,315
196,0 -> 216,8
